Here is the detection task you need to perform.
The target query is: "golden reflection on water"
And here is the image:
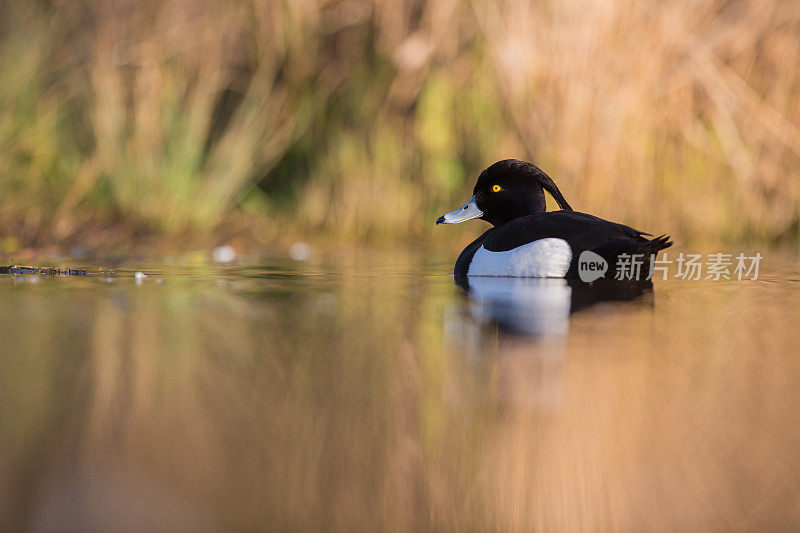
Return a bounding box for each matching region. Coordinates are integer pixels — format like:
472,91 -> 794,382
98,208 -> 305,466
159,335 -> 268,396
1,252 -> 799,531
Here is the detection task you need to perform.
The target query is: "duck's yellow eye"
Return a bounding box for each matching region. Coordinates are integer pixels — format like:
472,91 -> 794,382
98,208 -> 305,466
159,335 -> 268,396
492,184 -> 501,192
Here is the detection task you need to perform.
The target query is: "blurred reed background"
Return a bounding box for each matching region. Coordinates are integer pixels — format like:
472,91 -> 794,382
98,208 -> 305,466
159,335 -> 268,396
1,0 -> 799,249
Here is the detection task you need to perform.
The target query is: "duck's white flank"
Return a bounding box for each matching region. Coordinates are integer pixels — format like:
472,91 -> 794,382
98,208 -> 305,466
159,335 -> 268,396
467,238 -> 572,277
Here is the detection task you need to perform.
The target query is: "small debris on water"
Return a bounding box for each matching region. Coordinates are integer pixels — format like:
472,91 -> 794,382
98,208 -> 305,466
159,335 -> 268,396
0,265 -> 87,276
134,271 -> 147,280
213,245 -> 237,263
289,242 -> 311,261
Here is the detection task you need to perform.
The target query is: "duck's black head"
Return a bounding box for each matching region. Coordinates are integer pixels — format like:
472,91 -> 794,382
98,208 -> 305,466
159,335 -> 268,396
436,159 -> 572,227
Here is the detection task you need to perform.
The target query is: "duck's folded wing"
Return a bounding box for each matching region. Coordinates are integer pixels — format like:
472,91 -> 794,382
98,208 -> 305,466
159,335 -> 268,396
481,211 -> 648,253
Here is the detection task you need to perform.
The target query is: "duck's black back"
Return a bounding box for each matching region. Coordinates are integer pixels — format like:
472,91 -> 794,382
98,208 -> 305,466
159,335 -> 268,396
454,210 -> 671,280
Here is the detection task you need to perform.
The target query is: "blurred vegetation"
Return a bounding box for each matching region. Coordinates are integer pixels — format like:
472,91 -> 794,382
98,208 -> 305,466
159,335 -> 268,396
1,0 -> 799,248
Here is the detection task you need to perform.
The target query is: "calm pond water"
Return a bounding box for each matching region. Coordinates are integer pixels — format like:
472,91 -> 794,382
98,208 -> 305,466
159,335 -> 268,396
1,248 -> 799,531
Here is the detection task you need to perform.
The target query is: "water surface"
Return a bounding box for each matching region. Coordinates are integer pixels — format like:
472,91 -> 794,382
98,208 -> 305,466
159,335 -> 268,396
1,250 -> 799,531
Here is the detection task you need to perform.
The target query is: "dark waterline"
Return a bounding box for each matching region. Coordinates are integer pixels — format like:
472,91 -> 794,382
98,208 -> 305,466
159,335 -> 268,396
1,251 -> 799,530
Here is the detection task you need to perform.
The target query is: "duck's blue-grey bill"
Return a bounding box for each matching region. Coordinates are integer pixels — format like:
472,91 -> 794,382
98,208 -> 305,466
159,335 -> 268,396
436,195 -> 483,224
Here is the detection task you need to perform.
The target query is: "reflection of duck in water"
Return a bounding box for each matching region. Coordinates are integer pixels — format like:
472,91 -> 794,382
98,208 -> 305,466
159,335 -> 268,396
436,159 -> 672,282
460,276 -> 654,336
464,277 -> 572,336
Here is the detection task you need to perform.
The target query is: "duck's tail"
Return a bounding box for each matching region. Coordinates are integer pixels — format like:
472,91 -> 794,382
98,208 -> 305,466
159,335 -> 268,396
635,234 -> 673,256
